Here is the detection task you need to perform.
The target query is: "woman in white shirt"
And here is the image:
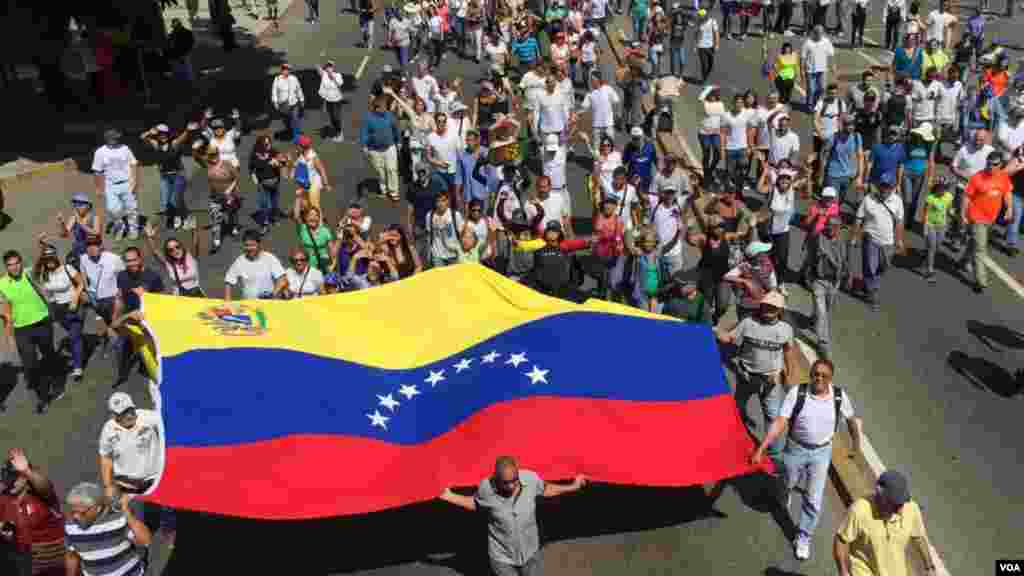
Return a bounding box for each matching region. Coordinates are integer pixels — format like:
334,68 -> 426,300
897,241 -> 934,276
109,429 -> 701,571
34,243 -> 85,380
143,221 -> 205,297
698,85 -> 726,186
758,168 -> 804,282
318,61 -> 345,143
594,136 -> 624,193
283,247 -> 325,298
385,87 -> 437,176
206,116 -> 243,167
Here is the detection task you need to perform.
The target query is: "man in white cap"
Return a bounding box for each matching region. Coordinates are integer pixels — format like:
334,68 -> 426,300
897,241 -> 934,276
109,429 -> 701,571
91,128 -> 140,240
718,291 -> 798,468
542,133 -> 570,211
98,391 -> 174,544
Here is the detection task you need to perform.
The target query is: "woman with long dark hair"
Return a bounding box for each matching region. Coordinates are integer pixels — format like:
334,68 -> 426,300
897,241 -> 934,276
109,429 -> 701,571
142,221 -> 205,297
248,134 -> 287,235
381,224 -> 423,279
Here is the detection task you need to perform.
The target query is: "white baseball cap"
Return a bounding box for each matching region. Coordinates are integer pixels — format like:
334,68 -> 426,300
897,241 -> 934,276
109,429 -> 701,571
545,133 -> 559,151
630,126 -> 644,137
821,186 -> 838,198
155,124 -> 170,134
108,392 -> 136,415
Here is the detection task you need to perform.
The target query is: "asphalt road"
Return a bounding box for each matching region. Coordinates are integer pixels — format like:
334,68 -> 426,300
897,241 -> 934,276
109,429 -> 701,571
1,0 -> 1022,574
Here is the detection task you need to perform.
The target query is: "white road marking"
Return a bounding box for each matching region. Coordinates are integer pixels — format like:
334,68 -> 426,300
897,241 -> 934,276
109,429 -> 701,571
792,337 -> 952,576
854,48 -> 885,68
981,253 -> 1024,300
355,55 -> 371,80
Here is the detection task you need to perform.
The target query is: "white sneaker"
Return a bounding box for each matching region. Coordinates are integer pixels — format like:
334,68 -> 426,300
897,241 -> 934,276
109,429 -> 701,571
784,30 -> 795,37
794,538 -> 811,561
332,135 -> 345,143
173,216 -> 182,229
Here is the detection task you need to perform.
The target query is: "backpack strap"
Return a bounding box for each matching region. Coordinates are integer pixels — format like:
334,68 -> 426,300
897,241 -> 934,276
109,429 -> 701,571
786,383 -> 809,438
833,385 -> 844,433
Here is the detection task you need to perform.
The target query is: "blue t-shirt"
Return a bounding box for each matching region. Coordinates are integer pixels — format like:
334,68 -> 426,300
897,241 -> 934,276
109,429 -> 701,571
625,142 -> 657,186
868,142 -> 906,184
904,141 -> 933,176
511,37 -> 539,64
827,132 -> 862,178
893,47 -> 923,80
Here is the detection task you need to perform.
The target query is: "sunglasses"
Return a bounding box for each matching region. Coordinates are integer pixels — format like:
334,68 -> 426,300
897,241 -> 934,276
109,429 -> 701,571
167,244 -> 182,251
292,257 -> 307,263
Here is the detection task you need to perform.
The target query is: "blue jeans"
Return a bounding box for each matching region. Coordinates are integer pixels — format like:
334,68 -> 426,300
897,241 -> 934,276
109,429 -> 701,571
55,305 -> 83,370
805,71 -> 825,110
861,237 -> 892,300
824,174 -> 852,206
283,105 -> 302,143
397,45 -> 410,68
1005,194 -> 1023,248
632,13 -> 647,40
725,149 -> 749,189
699,133 -> 722,179
649,46 -> 661,76
453,17 -> 465,49
158,174 -> 183,220
669,42 -> 686,77
256,177 -> 281,224
782,441 -> 833,544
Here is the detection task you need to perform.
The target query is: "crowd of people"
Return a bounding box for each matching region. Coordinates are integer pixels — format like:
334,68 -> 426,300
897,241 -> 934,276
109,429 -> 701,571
4,0 -> 1023,573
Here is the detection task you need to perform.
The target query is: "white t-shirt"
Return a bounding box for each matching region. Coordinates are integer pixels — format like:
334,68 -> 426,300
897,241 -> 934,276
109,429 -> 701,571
543,146 -> 568,192
164,253 -> 201,294
412,75 -> 440,113
98,409 -> 162,481
997,120 -> 1024,153
697,18 -> 718,49
91,145 -> 137,187
429,15 -> 444,38
41,265 -> 77,305
722,111 -> 750,151
225,251 -> 286,299
271,74 -> 304,108
911,80 -> 940,122
935,80 -> 964,123
428,130 -> 461,174
769,186 -> 797,234
769,131 -> 801,165
801,37 -> 835,74
597,151 -> 623,190
427,209 -> 466,260
780,385 -> 856,446
520,72 -> 547,111
209,130 -> 241,167
537,193 -> 570,230
580,40 -> 597,63
582,85 -> 620,128
701,101 -> 726,134
856,192 -> 904,246
591,0 -> 607,18
601,182 -> 639,231
954,144 -> 995,179
285,266 -> 324,297
926,10 -> 955,43
815,97 -> 845,140
651,202 -> 683,257
538,90 -> 570,134
79,251 -> 125,301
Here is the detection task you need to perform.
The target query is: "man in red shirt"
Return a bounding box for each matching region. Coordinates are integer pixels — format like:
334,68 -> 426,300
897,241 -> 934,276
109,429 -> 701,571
0,449 -> 64,576
962,150 -> 1013,293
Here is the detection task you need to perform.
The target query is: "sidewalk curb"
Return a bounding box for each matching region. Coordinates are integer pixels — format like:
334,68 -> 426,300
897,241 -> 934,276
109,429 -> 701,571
792,336 -> 952,576
0,159 -> 78,187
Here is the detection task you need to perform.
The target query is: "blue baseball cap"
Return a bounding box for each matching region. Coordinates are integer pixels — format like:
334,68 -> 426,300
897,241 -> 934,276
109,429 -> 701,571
879,172 -> 897,187
71,192 -> 92,205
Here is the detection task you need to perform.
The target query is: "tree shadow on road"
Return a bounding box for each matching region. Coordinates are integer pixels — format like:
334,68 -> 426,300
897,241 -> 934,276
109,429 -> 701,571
160,484 -> 721,575
947,350 -> 1024,398
966,320 -> 1024,352
0,31 -> 292,171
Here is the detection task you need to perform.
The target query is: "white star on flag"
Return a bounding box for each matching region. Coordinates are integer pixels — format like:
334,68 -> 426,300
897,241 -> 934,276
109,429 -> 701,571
377,394 -> 400,411
425,370 -> 446,387
525,365 -> 549,384
454,358 -> 473,373
481,351 -> 501,364
367,410 -> 390,430
398,384 -> 420,400
506,352 -> 528,367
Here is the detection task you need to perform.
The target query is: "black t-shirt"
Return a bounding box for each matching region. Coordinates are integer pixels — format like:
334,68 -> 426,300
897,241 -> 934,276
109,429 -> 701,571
155,142 -> 184,175
406,173 -> 450,229
670,12 -> 688,40
855,109 -> 883,151
116,269 -> 165,313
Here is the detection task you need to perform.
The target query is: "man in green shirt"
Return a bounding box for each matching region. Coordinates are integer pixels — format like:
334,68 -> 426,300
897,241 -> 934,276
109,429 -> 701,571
662,274 -> 708,324
0,250 -> 58,414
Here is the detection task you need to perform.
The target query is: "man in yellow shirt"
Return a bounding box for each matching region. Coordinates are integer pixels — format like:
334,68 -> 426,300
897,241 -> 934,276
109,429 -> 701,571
834,470 -> 938,576
922,39 -> 949,77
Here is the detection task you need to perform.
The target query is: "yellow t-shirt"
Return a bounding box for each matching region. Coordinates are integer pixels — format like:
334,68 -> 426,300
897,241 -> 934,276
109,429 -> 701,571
922,50 -> 949,76
775,53 -> 798,81
837,498 -> 927,576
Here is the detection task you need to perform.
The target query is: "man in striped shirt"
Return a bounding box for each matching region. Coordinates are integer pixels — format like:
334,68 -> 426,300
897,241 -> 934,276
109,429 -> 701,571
64,483 -> 151,576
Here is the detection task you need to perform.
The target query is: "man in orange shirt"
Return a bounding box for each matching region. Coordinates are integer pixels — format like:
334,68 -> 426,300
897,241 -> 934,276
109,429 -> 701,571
961,150 -> 1013,293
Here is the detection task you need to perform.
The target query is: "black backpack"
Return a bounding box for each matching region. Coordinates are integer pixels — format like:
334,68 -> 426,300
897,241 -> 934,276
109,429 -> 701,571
531,246 -> 572,296
884,92 -> 907,127
788,383 -> 845,437
671,12 -> 688,39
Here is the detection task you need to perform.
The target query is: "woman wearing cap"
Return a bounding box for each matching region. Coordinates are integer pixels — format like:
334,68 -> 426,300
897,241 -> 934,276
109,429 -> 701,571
205,114 -> 243,168
141,123 -> 194,230
57,194 -> 101,259
760,168 -> 802,284
903,121 -> 937,227
724,240 -> 778,322
33,243 -> 85,382
142,221 -> 204,297
292,135 -> 331,211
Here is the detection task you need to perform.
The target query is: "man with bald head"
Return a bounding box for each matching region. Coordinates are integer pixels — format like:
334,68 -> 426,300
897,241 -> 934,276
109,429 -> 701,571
440,457 -> 586,575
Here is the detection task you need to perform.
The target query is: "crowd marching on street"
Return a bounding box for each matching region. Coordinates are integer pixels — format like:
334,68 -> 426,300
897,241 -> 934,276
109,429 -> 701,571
4,0 -> 1024,573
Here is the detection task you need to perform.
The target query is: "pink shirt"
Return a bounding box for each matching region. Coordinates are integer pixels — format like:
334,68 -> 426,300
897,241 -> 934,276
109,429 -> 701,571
807,200 -> 839,235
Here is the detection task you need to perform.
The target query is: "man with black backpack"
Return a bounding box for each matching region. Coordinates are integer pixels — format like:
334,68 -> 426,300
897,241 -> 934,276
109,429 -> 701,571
751,358 -> 863,562
668,3 -> 689,78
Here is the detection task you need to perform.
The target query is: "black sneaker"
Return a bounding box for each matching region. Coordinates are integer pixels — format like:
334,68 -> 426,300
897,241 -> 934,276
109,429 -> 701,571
35,401 -> 49,415
1007,246 -> 1019,257
973,283 -> 985,294
926,271 -> 937,284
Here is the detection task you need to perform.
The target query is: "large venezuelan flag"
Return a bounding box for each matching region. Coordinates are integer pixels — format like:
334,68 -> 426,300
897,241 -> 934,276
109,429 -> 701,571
137,264 -> 767,520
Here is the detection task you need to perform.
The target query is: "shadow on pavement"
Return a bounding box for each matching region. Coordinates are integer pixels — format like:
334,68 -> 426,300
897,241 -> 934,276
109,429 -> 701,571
160,484 -> 718,574
764,567 -> 808,576
947,350 -> 1024,398
966,320 -> 1024,352
0,30 -> 294,170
